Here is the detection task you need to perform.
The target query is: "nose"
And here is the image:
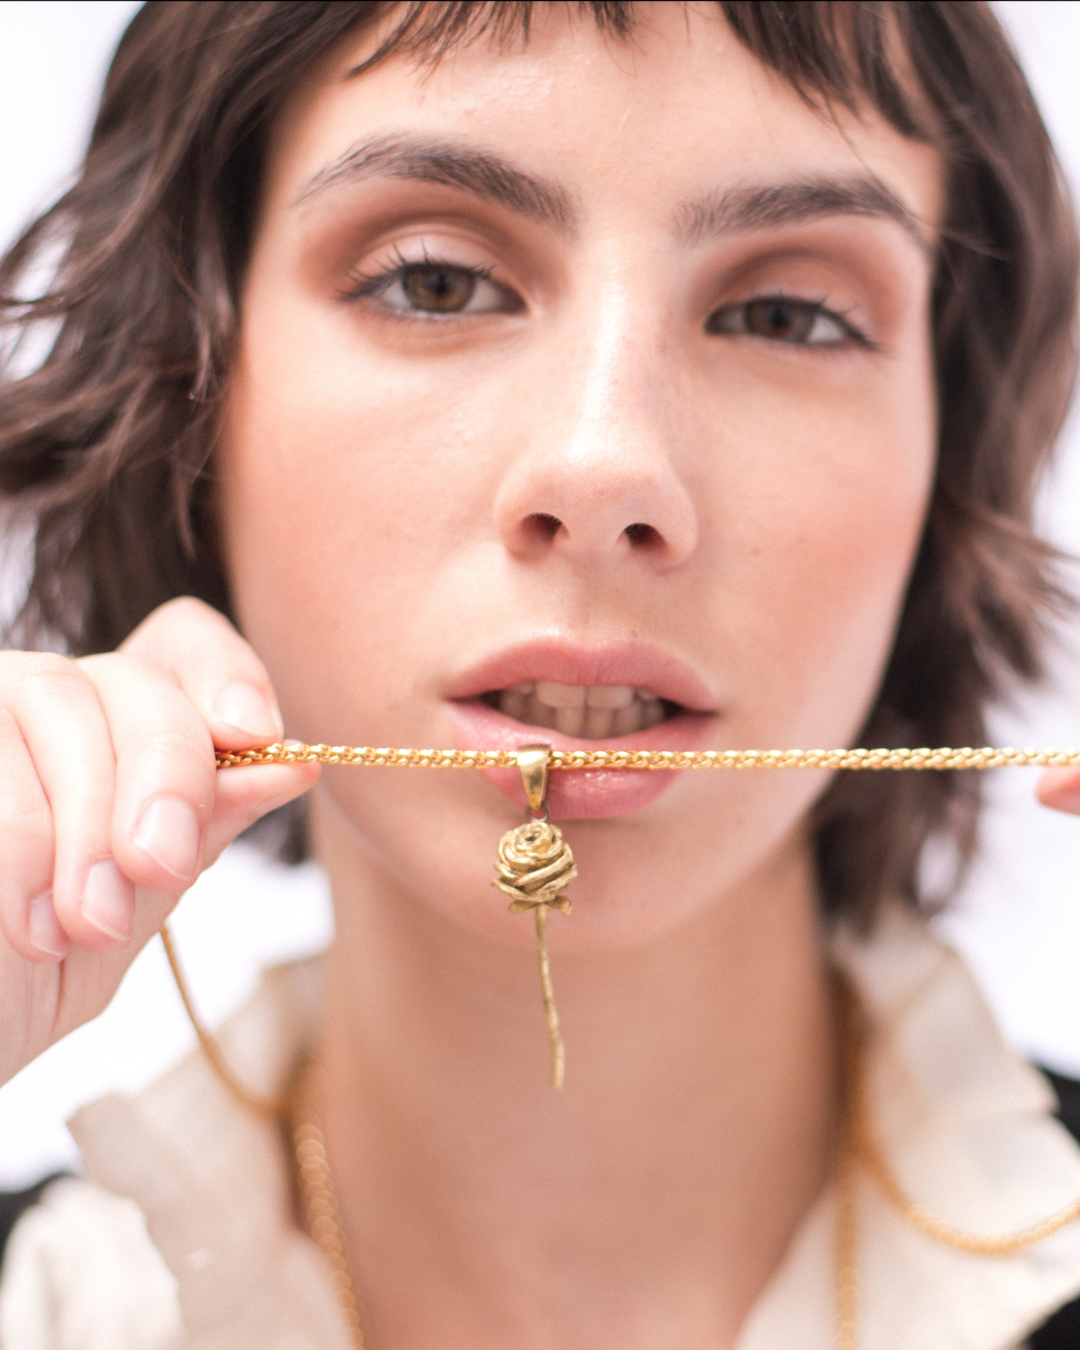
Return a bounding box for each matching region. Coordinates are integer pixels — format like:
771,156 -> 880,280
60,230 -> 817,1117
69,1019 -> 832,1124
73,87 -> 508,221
493,314 -> 699,569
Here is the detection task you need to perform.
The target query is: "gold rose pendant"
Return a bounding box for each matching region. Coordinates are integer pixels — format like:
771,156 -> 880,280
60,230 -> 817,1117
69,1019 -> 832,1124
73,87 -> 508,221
492,744 -> 576,1088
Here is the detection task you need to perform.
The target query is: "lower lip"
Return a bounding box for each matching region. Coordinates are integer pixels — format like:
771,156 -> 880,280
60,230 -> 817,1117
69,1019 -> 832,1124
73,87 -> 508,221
447,699 -> 719,819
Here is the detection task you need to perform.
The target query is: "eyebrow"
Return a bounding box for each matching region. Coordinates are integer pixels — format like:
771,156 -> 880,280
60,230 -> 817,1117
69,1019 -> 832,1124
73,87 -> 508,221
296,132 -> 577,231
298,135 -> 929,254
676,178 -> 931,251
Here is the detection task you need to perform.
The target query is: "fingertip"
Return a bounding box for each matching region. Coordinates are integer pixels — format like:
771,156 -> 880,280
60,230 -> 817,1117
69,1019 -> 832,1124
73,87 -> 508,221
132,796 -> 202,886
1036,766 -> 1080,813
233,762 -> 321,817
27,892 -> 69,961
215,758 -> 321,807
80,859 -> 136,946
212,683 -> 284,747
270,759 -> 322,799
203,760 -> 320,864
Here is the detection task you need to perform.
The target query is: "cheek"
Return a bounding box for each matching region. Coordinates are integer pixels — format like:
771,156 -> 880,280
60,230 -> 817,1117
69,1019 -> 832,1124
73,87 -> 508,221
706,352 -> 936,745
219,266 -> 524,574
216,315 -> 506,742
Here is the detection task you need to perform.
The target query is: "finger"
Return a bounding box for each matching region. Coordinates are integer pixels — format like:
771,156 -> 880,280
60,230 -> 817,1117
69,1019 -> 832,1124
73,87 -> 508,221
0,653 -> 132,952
81,652 -> 219,895
85,655 -> 320,888
0,707 -> 68,963
1036,766 -> 1080,814
0,887 -> 178,1085
121,598 -> 285,751
202,761 -> 321,866
120,599 -> 319,830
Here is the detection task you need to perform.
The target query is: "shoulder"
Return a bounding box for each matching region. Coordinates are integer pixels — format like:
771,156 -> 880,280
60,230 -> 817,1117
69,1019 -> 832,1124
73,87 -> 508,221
0,1175 -> 183,1350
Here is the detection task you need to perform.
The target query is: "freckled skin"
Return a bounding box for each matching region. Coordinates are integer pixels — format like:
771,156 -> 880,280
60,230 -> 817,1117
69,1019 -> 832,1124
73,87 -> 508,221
218,5 -> 942,1347
222,7 -> 939,952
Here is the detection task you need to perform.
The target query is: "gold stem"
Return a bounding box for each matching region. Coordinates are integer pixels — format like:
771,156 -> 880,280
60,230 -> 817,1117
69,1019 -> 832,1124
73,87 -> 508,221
534,904 -> 565,1090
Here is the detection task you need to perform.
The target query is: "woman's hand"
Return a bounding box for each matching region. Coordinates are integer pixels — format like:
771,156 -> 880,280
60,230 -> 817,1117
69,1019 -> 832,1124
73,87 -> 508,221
1038,767 -> 1080,817
0,597 -> 319,1087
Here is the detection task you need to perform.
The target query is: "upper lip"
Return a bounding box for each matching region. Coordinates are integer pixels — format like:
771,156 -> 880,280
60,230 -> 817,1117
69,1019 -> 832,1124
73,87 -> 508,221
444,639 -> 719,713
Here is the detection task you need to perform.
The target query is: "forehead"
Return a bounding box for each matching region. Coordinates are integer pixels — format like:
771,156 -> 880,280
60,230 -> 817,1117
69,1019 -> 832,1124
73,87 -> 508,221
264,3 -> 941,239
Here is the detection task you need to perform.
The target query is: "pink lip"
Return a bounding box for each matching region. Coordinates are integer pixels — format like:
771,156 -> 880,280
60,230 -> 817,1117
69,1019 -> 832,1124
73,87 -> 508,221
445,640 -> 720,820
445,639 -> 717,711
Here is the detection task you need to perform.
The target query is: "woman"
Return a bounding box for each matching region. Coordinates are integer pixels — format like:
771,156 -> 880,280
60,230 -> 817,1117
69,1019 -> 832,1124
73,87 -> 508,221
1,2 -> 1080,1345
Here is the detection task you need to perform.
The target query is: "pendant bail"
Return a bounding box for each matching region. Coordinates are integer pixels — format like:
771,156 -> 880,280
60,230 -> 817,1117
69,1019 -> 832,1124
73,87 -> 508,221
516,743 -> 552,817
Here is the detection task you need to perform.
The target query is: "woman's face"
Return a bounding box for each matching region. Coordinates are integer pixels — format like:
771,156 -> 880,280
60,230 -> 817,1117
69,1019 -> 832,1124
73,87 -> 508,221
220,3 -> 941,949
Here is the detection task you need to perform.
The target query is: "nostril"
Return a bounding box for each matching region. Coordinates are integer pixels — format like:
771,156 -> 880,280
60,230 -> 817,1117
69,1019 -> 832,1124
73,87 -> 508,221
525,512 -> 563,541
624,522 -> 659,547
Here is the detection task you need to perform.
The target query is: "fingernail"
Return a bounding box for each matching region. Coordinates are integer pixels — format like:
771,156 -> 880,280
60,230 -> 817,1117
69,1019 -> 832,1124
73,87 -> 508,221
214,684 -> 284,740
28,892 -> 68,958
134,797 -> 201,883
82,860 -> 135,942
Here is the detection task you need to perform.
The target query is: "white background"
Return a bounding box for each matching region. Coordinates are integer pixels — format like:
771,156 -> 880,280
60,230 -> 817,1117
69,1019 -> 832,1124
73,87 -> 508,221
1,0 -> 1080,1186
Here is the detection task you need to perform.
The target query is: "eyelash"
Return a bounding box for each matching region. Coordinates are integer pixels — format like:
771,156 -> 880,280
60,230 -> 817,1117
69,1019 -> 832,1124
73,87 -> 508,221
706,293 -> 873,349
341,256 -> 871,349
340,249 -> 498,307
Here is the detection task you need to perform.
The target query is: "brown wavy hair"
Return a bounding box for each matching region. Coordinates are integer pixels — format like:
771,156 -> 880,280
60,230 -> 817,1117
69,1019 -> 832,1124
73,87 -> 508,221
1,1 -> 1076,922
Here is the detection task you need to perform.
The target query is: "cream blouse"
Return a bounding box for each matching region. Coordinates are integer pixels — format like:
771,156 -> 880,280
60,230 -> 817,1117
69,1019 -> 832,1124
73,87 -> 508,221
3,906 -> 1080,1349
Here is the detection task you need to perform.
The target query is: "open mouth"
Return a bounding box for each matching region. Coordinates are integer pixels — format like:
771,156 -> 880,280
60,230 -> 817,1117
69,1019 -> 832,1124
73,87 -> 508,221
451,650 -> 714,814
481,680 -> 678,739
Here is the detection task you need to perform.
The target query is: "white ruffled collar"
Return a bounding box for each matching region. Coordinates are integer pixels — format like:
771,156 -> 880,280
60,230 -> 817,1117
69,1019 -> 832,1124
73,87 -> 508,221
69,909 -> 1080,1350
739,907 -> 1080,1349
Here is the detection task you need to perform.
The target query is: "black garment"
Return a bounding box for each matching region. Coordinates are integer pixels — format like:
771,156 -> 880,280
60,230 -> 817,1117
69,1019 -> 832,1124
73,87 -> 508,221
1029,1071 -> 1080,1347
0,1174 -> 67,1269
2,1075 -> 1080,1338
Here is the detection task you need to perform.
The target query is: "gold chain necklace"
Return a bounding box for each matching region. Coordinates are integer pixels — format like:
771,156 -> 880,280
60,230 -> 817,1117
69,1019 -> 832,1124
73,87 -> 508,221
215,742 -> 1080,772
161,947 -> 1080,1350
291,1064 -> 369,1347
283,1037 -> 861,1350
218,740 -> 1080,1088
167,739 -> 1080,1347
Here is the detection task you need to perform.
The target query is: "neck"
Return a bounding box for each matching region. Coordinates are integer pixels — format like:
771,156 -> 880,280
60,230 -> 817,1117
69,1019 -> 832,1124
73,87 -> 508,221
311,797 -> 839,1350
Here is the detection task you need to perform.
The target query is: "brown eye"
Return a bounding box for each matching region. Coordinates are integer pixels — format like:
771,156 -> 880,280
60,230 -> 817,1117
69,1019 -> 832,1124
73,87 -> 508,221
706,297 -> 852,345
401,265 -> 478,313
743,298 -> 815,342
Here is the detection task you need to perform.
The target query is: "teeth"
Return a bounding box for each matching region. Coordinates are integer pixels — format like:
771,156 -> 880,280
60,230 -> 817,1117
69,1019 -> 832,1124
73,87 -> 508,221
495,680 -> 670,738
555,706 -> 585,736
533,681 -> 639,710
499,688 -> 527,722
613,703 -> 641,736
527,694 -> 558,730
585,707 -> 614,738
584,685 -> 634,709
534,680 -> 585,708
